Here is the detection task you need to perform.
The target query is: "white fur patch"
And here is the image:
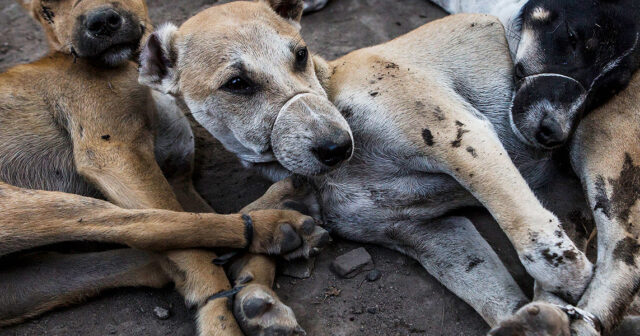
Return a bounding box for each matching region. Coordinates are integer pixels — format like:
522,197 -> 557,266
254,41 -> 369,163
139,23 -> 180,95
531,7 -> 550,21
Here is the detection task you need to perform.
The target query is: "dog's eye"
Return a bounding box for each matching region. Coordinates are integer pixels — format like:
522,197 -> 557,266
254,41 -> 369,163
223,76 -> 255,95
295,47 -> 308,69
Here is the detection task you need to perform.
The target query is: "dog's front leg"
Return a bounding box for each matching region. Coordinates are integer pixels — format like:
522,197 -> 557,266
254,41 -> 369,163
68,119 -> 315,335
568,77 -> 640,335
404,92 -> 593,301
71,124 -> 244,334
228,178 -> 326,336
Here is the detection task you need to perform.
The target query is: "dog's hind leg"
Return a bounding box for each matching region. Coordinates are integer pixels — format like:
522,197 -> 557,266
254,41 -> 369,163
331,215 -> 529,328
566,75 -> 640,335
0,249 -> 170,327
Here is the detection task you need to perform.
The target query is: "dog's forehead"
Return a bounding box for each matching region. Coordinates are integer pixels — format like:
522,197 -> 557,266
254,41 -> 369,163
177,2 -> 302,68
179,2 -> 298,37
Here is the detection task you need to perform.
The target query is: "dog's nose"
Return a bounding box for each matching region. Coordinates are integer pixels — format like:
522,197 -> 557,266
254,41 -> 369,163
86,9 -> 123,37
536,115 -> 565,148
313,138 -> 353,166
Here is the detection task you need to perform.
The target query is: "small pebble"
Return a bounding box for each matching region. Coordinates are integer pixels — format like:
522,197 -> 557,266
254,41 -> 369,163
153,306 -> 170,320
366,269 -> 382,282
367,307 -> 377,314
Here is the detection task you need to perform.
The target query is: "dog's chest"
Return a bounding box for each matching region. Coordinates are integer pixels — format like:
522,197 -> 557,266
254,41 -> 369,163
316,125 -> 476,233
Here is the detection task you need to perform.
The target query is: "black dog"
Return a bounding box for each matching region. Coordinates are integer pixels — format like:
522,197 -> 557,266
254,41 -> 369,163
432,0 -> 640,148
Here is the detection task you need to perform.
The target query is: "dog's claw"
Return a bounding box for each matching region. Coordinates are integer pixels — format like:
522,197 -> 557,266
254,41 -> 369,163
283,226 -> 331,260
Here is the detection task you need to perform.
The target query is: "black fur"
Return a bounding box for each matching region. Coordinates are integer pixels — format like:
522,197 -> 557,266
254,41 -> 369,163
512,0 -> 640,146
72,8 -> 143,67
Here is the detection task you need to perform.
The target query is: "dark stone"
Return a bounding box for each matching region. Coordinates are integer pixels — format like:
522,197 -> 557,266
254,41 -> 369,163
331,247 -> 373,278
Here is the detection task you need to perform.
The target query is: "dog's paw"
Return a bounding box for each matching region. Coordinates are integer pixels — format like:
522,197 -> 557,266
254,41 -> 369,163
488,302 -> 571,336
248,210 -> 330,259
234,284 -> 306,336
281,225 -> 330,260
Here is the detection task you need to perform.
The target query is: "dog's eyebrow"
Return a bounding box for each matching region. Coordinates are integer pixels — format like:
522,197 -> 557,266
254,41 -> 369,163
289,38 -> 305,52
231,62 -> 245,72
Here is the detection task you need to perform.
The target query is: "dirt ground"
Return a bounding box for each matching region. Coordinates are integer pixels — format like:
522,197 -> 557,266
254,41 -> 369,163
0,0 -> 535,335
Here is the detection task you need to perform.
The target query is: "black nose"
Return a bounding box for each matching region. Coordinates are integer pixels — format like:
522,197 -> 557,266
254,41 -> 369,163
86,9 -> 123,37
313,138 -> 353,166
536,115 -> 565,148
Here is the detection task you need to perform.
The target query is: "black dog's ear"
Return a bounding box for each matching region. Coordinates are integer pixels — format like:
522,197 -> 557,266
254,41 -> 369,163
139,23 -> 179,95
261,0 -> 304,24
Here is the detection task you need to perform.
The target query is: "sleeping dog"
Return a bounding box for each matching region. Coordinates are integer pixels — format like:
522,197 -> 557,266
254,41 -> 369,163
135,1 -> 634,335
432,0 -> 640,334
430,0 -> 640,148
0,0 -> 327,334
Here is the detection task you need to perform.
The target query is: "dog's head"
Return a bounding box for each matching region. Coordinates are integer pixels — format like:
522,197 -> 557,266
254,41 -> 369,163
19,0 -> 151,67
139,0 -> 353,179
510,0 -> 640,149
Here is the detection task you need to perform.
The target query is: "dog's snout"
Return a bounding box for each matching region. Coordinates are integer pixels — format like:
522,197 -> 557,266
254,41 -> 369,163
313,138 -> 353,167
536,115 -> 565,148
86,9 -> 123,37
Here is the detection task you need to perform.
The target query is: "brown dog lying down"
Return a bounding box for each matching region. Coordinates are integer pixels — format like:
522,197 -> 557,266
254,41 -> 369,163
139,0 -> 640,335
0,0 -> 329,335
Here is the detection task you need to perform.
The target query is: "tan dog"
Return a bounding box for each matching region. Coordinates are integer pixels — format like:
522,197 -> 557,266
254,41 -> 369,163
137,0 -> 608,334
0,0 -> 330,335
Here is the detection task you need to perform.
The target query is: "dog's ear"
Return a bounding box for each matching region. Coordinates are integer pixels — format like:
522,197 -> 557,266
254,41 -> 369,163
312,53 -> 332,93
139,23 -> 180,95
261,0 -> 304,23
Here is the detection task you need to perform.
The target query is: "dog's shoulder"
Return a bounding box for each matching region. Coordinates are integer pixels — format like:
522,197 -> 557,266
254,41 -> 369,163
0,52 -> 153,135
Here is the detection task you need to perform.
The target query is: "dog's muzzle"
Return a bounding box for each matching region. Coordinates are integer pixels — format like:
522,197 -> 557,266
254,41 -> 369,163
511,73 -> 587,148
271,92 -> 353,175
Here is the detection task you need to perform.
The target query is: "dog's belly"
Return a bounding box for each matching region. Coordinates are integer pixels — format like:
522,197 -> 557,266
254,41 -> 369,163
316,157 -> 478,240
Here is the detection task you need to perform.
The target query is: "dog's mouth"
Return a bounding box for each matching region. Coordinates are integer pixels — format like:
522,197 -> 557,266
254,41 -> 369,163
93,39 -> 141,66
73,10 -> 146,67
